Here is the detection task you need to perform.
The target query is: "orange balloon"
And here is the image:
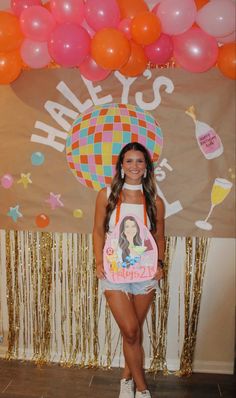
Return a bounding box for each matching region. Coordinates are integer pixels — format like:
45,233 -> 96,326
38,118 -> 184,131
117,0 -> 148,19
194,0 -> 209,10
0,11 -> 24,52
131,11 -> 161,46
35,214 -> 50,228
91,28 -> 130,70
0,50 -> 22,84
217,43 -> 236,80
119,41 -> 148,77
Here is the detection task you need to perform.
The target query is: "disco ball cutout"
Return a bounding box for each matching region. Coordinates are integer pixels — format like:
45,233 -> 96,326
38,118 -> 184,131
66,103 -> 163,191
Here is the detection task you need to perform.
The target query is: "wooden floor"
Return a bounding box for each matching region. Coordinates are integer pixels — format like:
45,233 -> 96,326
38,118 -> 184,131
0,359 -> 235,398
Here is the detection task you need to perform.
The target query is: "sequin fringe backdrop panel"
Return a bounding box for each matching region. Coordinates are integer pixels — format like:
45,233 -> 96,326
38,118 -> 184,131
0,230 -> 210,374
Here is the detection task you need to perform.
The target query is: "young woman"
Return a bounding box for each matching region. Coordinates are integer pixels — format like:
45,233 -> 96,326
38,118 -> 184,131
93,142 -> 165,398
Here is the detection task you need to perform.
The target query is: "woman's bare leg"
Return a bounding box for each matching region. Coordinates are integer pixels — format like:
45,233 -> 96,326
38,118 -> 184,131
104,290 -> 149,392
122,290 -> 156,382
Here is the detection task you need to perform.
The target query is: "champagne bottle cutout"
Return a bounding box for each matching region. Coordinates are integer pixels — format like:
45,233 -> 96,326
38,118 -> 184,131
185,106 -> 223,159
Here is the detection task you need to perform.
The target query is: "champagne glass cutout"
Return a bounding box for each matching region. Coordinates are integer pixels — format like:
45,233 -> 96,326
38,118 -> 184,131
195,178 -> 233,230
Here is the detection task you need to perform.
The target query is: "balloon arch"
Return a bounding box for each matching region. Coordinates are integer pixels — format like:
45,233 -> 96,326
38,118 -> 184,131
0,0 -> 235,84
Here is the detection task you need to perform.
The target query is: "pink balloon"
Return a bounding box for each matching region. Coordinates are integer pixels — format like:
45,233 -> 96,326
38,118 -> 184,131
48,23 -> 91,67
79,56 -> 111,81
81,19 -> 95,38
173,27 -> 218,72
118,18 -> 132,40
85,0 -> 120,31
151,1 -> 161,14
157,0 -> 197,35
20,6 -> 56,41
21,38 -> 51,68
217,30 -> 236,44
145,33 -> 173,64
11,0 -> 41,17
196,0 -> 236,37
50,0 -> 84,24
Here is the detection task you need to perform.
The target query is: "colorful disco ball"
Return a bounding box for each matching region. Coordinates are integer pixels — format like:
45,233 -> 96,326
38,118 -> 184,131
66,103 -> 163,191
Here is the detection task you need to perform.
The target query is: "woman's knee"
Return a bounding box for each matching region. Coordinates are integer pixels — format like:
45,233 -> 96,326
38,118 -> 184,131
122,324 -> 140,345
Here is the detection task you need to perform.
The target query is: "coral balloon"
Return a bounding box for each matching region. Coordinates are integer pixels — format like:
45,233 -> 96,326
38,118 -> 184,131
20,39 -> 51,68
145,33 -> 173,65
48,24 -> 90,67
151,2 -> 161,14
131,11 -> 161,46
0,50 -> 22,84
11,0 -> 41,17
117,0 -> 148,19
20,6 -> 56,41
35,214 -> 50,228
84,0 -> 120,32
217,31 -> 236,44
196,0 -> 236,37
157,0 -> 197,35
118,18 -> 132,39
50,0 -> 84,24
79,56 -> 111,81
0,12 -> 24,52
194,0 -> 209,11
91,28 -> 130,70
119,41 -> 148,77
217,43 -> 236,80
173,27 -> 218,73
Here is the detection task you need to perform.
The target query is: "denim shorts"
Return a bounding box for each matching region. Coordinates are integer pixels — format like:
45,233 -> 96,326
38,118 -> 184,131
100,277 -> 160,296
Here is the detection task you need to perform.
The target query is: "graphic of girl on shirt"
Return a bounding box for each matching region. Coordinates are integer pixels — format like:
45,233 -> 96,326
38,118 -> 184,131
118,216 -> 145,268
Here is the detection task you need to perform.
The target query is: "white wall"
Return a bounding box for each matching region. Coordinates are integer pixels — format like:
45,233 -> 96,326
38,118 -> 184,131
167,238 -> 235,374
193,238 -> 235,373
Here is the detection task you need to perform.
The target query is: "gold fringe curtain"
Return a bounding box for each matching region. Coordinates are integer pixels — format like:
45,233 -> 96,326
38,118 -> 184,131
177,237 -> 210,376
0,230 -> 210,374
148,236 -> 177,374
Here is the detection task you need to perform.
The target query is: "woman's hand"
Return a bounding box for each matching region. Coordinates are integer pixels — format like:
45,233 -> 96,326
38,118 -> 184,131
96,263 -> 106,279
154,266 -> 164,281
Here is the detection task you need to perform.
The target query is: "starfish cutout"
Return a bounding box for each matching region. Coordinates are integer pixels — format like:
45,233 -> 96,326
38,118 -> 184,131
45,192 -> 64,210
17,173 -> 32,189
7,205 -> 23,222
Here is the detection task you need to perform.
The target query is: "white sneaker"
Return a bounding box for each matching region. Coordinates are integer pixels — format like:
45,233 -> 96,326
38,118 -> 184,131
135,390 -> 151,398
119,378 -> 135,398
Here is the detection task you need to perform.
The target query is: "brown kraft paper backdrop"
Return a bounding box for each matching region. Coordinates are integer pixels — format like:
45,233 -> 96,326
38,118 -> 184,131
0,67 -> 235,237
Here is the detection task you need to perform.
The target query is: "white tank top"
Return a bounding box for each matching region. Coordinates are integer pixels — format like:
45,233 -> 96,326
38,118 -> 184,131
107,187 -> 151,233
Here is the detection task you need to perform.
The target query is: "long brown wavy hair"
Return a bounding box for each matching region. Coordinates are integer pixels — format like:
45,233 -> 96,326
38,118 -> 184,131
104,142 -> 158,233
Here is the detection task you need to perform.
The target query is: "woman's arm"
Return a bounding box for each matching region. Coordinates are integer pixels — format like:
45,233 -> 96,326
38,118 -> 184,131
92,187 -> 107,279
152,195 -> 165,279
154,195 -> 165,261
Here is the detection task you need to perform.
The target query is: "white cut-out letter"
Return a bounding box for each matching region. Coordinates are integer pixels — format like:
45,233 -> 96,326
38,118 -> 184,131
44,101 -> 78,131
81,76 -> 113,105
157,185 -> 183,218
56,81 -> 93,113
31,121 -> 67,152
114,71 -> 137,104
135,76 -> 174,110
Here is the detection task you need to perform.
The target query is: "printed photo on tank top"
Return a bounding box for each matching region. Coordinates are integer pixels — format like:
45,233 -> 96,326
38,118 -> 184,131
103,214 -> 158,283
